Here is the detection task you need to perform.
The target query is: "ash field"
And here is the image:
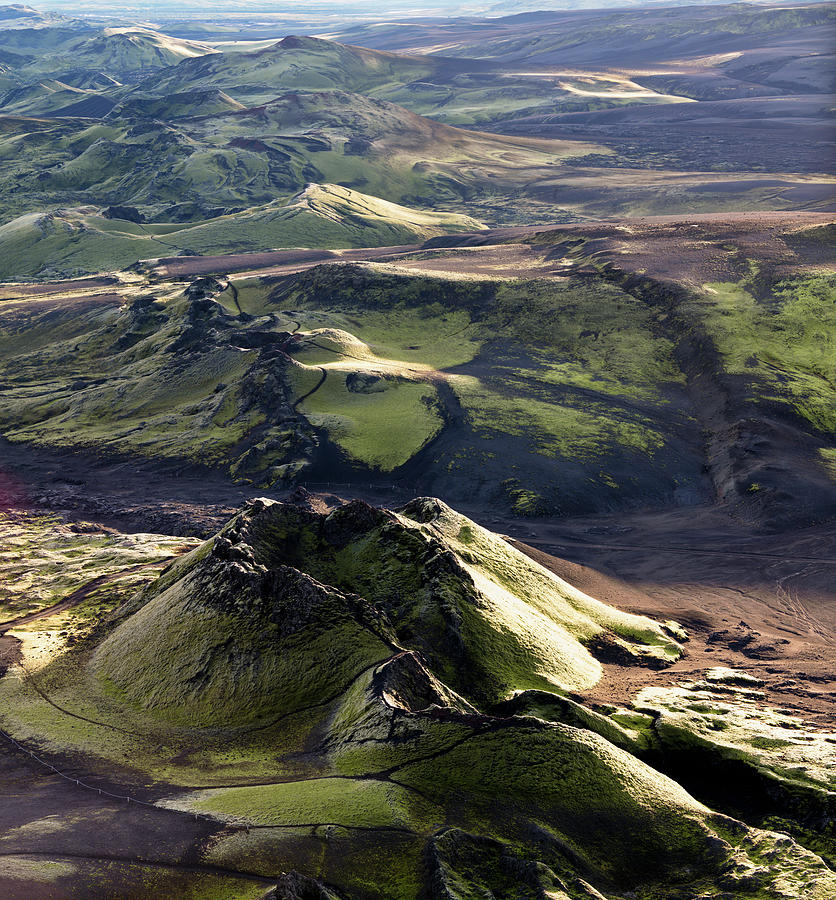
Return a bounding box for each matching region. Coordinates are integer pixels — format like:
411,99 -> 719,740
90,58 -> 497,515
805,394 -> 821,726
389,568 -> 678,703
0,2 -> 834,898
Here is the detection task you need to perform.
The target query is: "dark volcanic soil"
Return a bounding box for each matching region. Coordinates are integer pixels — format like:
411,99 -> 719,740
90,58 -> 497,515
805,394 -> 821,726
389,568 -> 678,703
0,437 -> 251,537
0,736 -> 276,899
510,506 -> 836,724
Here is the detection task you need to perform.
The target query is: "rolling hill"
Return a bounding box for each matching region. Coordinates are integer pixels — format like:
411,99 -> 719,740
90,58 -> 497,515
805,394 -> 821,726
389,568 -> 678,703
130,33 -> 686,126
330,3 -> 835,74
0,83 -> 829,280
0,89 -> 601,230
326,4 -> 836,171
0,186 -> 485,279
0,5 -> 830,282
141,34 -> 437,104
0,23 -> 216,77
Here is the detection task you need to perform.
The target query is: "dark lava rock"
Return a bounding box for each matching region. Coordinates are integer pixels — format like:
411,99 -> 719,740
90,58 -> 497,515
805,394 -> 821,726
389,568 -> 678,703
344,137 -> 373,156
346,371 -> 389,393
101,205 -> 144,223
272,871 -> 343,900
229,330 -> 294,350
707,623 -> 788,659
427,828 -> 566,900
586,632 -> 669,669
323,499 -> 391,548
184,277 -> 225,301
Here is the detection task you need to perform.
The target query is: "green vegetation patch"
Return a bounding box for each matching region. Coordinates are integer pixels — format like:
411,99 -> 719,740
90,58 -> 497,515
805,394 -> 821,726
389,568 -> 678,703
174,777 -> 440,830
393,722 -> 715,885
0,854 -> 272,900
0,511 -> 194,626
92,555 -> 396,727
297,370 -> 442,471
268,263 -> 698,502
697,272 -> 836,433
0,187 -> 485,280
402,498 -> 681,670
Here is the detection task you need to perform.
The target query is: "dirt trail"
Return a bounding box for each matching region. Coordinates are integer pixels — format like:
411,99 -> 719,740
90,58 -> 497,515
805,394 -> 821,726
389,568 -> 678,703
0,562 -> 162,635
292,367 -> 327,409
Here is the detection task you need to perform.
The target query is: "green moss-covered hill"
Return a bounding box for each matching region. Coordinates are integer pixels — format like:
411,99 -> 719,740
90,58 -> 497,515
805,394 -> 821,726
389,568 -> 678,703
0,22 -> 216,83
92,497 -> 679,726
138,35 -> 438,107
128,34 -> 683,126
1,14 -> 831,280
0,30 -> 689,126
0,186 -> 485,279
2,217 -> 833,525
1,495 -> 833,898
0,88 -> 593,232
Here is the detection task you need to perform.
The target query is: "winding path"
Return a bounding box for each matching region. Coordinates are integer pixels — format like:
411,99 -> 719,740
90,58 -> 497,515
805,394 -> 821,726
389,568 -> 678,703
0,562 -> 162,635
292,367 -> 327,410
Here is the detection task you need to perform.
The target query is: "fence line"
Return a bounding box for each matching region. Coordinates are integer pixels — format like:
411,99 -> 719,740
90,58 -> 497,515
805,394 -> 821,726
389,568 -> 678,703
0,726 -> 240,829
298,481 -> 420,492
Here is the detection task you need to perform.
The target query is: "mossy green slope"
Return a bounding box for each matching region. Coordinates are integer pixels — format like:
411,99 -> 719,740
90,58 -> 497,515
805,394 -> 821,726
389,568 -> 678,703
1,496 -> 833,898
0,286 -> 319,483
694,272 -> 836,435
0,24 -> 216,80
0,510 -> 196,625
110,88 -> 245,120
133,33 -> 680,127
0,79 -> 107,116
0,261 -> 696,511
268,261 -> 706,513
2,229 -> 834,521
87,495 -> 680,728
633,672 -> 836,860
183,496 -> 679,704
93,536 -> 398,727
139,35 -> 436,107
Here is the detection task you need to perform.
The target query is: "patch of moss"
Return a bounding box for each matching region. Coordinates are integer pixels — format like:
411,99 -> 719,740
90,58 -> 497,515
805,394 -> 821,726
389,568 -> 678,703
298,370 -> 443,471
502,479 -> 550,517
171,777 -> 441,831
697,273 -> 836,433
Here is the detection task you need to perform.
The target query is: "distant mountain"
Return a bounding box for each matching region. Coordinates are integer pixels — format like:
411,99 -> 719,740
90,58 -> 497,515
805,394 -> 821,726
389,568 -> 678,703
329,3 -> 835,72
0,3 -> 831,278
0,4 -> 39,20
441,4 -> 836,67
132,32 -> 689,128
0,3 -> 65,26
0,89 -> 589,225
68,26 -> 216,71
110,87 -> 245,120
0,23 -> 216,83
139,34 -> 439,106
